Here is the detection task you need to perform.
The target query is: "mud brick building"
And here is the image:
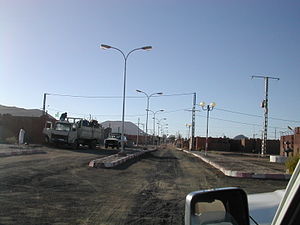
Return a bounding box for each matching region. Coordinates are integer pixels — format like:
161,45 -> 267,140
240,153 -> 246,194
280,127 -> 300,156
0,114 -> 56,144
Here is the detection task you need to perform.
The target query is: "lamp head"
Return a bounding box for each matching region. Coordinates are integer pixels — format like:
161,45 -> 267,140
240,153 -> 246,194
100,44 -> 112,49
157,92 -> 163,95
136,89 -> 142,93
141,46 -> 152,50
160,109 -> 164,112
199,102 -> 206,107
210,102 -> 217,108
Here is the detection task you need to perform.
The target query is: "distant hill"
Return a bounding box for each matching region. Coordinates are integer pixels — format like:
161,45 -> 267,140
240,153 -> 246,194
0,104 -> 54,119
233,134 -> 248,140
101,121 -> 146,136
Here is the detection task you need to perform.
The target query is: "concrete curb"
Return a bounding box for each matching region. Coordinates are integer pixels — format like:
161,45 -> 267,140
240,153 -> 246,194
0,149 -> 46,157
89,149 -> 157,168
179,149 -> 291,180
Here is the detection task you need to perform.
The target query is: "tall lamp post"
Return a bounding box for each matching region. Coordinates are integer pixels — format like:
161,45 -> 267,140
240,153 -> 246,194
157,118 -> 167,145
101,44 -> 152,153
199,102 -> 216,155
148,109 -> 164,145
136,90 -> 163,147
157,118 -> 167,136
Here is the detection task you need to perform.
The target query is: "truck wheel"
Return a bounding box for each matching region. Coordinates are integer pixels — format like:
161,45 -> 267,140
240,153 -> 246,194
105,144 -> 108,149
89,141 -> 97,150
116,145 -> 119,149
72,140 -> 78,150
44,136 -> 49,144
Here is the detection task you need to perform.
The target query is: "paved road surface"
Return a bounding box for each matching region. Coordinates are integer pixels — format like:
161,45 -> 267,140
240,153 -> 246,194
0,147 -> 288,225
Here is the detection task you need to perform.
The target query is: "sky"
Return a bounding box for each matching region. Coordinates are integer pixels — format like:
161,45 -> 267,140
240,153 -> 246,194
1,0 -> 300,139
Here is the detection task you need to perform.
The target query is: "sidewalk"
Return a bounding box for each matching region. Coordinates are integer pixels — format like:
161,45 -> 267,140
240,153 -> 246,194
181,149 -> 291,180
0,144 -> 46,157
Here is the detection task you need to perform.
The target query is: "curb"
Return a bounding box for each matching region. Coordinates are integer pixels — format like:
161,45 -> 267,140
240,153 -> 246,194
89,149 -> 157,168
0,149 -> 46,157
180,149 -> 291,180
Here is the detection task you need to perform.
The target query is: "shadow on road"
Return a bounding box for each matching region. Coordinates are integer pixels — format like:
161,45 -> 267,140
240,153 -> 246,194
142,152 -> 178,161
47,145 -> 119,156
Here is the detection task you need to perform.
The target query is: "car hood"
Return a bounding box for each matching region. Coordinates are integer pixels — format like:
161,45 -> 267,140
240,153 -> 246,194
105,138 -> 119,141
248,189 -> 285,225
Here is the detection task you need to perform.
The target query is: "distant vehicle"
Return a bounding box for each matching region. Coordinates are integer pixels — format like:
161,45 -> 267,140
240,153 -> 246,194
104,133 -> 127,149
43,117 -> 103,149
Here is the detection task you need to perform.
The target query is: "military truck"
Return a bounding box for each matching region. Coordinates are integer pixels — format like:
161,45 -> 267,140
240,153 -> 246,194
43,117 -> 103,149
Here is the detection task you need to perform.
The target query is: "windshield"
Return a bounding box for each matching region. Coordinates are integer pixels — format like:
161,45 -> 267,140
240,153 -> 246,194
54,123 -> 71,132
1,1 -> 298,225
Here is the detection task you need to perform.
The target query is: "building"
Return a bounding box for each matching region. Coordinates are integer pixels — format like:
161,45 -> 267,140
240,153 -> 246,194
280,127 -> 300,156
186,136 -> 280,154
195,137 -> 230,151
0,105 -> 56,144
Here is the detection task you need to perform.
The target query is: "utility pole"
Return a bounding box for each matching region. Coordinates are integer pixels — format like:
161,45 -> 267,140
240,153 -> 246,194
185,93 -> 197,150
252,75 -> 280,155
191,92 -> 196,151
137,118 -> 140,146
42,93 -> 48,115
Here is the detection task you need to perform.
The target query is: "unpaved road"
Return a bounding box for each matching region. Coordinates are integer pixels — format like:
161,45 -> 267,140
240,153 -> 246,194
0,147 -> 288,225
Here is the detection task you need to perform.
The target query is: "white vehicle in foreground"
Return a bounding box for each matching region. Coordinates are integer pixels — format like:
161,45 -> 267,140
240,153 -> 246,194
185,161 -> 300,225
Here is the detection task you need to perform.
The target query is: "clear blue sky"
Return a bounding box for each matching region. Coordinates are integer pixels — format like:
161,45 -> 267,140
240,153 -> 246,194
1,0 -> 300,138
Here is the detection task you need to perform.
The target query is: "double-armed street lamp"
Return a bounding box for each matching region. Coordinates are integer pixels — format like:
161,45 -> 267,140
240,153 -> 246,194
157,117 -> 167,137
101,44 -> 152,153
147,109 -> 164,145
136,90 -> 163,146
199,101 -> 216,155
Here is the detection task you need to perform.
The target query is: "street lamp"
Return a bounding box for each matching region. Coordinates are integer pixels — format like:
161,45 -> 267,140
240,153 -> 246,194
156,118 -> 167,142
199,101 -> 216,155
101,44 -> 152,153
148,109 -> 164,146
136,90 -> 163,147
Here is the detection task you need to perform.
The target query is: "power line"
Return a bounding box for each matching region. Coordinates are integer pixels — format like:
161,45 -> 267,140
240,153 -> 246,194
196,114 -> 286,129
46,92 -> 194,99
47,93 -> 143,99
215,107 -> 300,123
47,107 -> 189,118
215,108 -> 261,118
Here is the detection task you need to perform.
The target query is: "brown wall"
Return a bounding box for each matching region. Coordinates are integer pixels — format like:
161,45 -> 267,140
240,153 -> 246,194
192,136 -> 280,154
0,114 -> 56,144
195,137 -> 230,151
239,138 -> 280,154
280,128 -> 300,156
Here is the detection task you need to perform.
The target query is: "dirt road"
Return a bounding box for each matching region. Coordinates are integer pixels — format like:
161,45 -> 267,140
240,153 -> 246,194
0,147 -> 288,225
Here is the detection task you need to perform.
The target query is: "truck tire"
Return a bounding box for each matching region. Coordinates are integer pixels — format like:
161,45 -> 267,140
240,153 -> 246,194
89,140 -> 97,150
105,144 -> 108,149
72,140 -> 79,150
